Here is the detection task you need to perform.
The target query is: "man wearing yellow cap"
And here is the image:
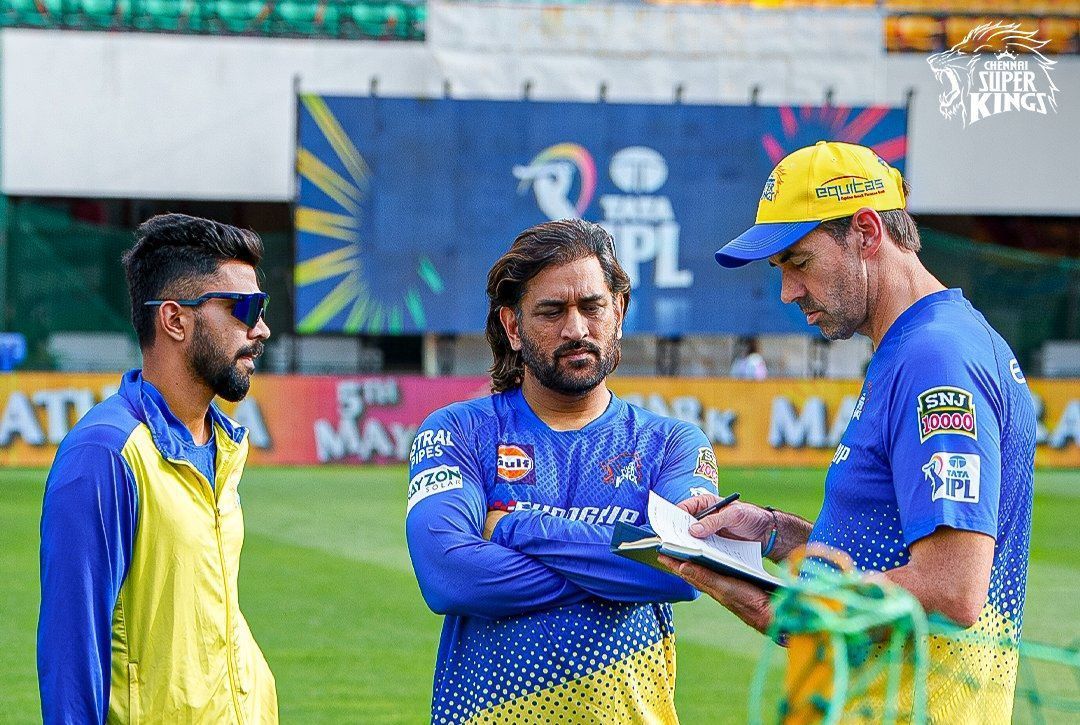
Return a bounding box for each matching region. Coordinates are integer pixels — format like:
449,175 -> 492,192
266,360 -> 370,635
664,141 -> 1035,722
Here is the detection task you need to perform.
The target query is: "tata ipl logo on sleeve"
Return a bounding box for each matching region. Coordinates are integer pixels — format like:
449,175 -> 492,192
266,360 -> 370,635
922,452 -> 981,503
514,144 -> 692,289
928,21 -> 1059,128
917,386 -> 977,442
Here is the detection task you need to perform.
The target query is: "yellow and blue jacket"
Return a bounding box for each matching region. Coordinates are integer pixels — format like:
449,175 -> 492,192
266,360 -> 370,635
38,370 -> 278,724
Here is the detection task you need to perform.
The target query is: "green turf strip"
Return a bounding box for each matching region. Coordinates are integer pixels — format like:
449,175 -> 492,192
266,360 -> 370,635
2,466 -> 1077,722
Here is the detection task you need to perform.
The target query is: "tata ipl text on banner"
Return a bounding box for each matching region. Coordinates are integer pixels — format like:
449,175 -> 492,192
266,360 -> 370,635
294,96 -> 907,336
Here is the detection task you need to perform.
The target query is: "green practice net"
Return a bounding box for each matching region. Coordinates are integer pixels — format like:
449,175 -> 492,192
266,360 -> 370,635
749,548 -> 1079,724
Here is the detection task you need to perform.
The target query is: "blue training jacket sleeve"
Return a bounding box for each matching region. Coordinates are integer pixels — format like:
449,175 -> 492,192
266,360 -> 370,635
490,423 -> 715,603
886,335 -> 1003,547
38,443 -> 138,725
406,409 -> 591,619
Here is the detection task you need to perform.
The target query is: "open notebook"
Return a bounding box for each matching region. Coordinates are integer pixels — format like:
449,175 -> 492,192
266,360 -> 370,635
611,492 -> 784,592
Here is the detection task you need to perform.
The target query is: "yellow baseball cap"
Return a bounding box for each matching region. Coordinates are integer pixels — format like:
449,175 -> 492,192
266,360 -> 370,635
715,141 -> 907,268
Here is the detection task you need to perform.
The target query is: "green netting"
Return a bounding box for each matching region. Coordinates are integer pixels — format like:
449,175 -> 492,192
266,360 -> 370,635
750,556 -> 1080,724
1014,639 -> 1080,725
0,0 -> 424,38
919,229 -> 1080,370
0,202 -> 294,370
3,203 -> 135,367
750,558 -> 930,724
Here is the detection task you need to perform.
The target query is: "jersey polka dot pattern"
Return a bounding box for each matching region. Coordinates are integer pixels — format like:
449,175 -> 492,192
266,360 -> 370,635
422,389 -> 714,724
807,291 -> 1035,724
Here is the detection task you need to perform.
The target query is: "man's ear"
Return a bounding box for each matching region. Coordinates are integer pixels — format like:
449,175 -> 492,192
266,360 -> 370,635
157,301 -> 189,343
615,293 -> 626,339
499,306 -> 522,351
851,208 -> 885,260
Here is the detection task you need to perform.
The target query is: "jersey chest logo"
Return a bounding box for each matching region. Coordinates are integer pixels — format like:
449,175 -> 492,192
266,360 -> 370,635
601,452 -> 642,489
497,444 -> 535,484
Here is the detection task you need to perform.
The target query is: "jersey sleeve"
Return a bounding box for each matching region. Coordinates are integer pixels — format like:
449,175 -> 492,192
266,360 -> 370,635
405,407 -> 591,619
651,422 -> 722,503
489,509 -> 698,603
489,424 -> 715,604
38,443 -> 138,725
885,334 -> 1003,547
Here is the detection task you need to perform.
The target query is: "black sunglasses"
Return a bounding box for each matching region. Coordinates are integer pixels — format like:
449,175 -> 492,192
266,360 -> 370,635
144,292 -> 269,329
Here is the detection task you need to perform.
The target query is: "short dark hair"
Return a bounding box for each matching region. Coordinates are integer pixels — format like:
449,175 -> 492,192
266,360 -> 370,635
486,219 -> 630,393
122,213 -> 264,348
817,179 -> 921,252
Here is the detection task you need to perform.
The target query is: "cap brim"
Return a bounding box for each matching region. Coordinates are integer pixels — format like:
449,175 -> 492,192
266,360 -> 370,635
714,221 -> 821,269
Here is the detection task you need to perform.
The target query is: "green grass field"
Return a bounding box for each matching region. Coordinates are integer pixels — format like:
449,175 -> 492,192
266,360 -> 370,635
3,466 -> 1078,723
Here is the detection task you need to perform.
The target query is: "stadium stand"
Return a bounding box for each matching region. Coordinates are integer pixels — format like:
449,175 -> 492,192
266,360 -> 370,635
0,0 -> 425,38
887,15 -> 1078,53
640,0 -> 1079,54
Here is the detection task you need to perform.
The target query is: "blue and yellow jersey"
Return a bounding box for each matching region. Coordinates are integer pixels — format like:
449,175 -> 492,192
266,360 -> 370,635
406,388 -> 719,724
37,370 -> 277,724
811,289 -> 1035,722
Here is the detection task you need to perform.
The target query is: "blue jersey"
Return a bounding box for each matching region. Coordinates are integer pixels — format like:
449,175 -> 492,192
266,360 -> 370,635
406,387 -> 719,724
811,289 -> 1035,721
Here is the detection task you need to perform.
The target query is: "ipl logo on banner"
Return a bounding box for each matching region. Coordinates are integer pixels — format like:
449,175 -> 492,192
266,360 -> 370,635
928,21 -> 1059,128
514,143 -> 693,289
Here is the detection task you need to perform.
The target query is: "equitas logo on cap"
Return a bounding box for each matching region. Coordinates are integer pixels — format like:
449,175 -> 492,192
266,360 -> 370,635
757,141 -> 905,224
715,141 -> 907,269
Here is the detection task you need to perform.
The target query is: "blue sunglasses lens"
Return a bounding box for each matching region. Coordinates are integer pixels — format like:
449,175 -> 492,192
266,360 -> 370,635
232,294 -> 268,328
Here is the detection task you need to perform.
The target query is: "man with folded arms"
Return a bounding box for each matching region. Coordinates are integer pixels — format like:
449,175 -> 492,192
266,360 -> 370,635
407,219 -> 720,724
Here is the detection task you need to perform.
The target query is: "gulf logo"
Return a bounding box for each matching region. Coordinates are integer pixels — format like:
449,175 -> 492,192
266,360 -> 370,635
497,444 -> 535,484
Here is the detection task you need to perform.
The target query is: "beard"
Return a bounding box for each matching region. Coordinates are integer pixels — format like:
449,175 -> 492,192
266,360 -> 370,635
190,322 -> 264,402
519,329 -> 619,396
799,258 -> 867,341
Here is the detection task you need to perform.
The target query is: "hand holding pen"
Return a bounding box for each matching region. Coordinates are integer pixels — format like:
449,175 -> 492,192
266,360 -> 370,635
693,491 -> 740,520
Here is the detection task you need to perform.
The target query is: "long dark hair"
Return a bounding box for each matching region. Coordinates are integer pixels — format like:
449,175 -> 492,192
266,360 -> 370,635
486,219 -> 631,392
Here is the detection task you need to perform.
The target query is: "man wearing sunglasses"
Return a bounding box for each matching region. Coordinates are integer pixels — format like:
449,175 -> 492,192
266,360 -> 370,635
38,214 -> 278,723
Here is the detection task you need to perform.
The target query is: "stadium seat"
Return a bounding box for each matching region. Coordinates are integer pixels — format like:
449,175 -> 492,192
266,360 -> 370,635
275,0 -> 338,36
407,2 -> 423,38
885,15 -> 944,53
67,0 -> 130,27
1039,17 -> 1079,55
0,0 -> 431,38
381,1 -> 405,39
209,0 -> 272,33
344,1 -> 393,38
2,0 -> 62,26
132,0 -> 199,31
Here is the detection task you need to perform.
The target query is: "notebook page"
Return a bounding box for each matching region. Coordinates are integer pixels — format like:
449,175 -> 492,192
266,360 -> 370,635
647,492 -> 764,572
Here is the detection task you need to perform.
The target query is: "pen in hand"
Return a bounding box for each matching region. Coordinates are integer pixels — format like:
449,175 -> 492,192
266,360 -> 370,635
693,492 -> 740,520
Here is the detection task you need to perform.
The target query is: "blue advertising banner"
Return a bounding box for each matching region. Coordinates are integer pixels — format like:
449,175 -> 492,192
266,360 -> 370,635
294,96 -> 907,335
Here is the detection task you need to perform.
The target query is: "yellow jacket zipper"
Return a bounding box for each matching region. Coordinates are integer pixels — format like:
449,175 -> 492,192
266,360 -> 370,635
170,454 -> 245,724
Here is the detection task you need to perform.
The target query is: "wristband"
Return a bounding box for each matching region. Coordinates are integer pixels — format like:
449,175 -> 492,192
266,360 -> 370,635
761,506 -> 781,558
